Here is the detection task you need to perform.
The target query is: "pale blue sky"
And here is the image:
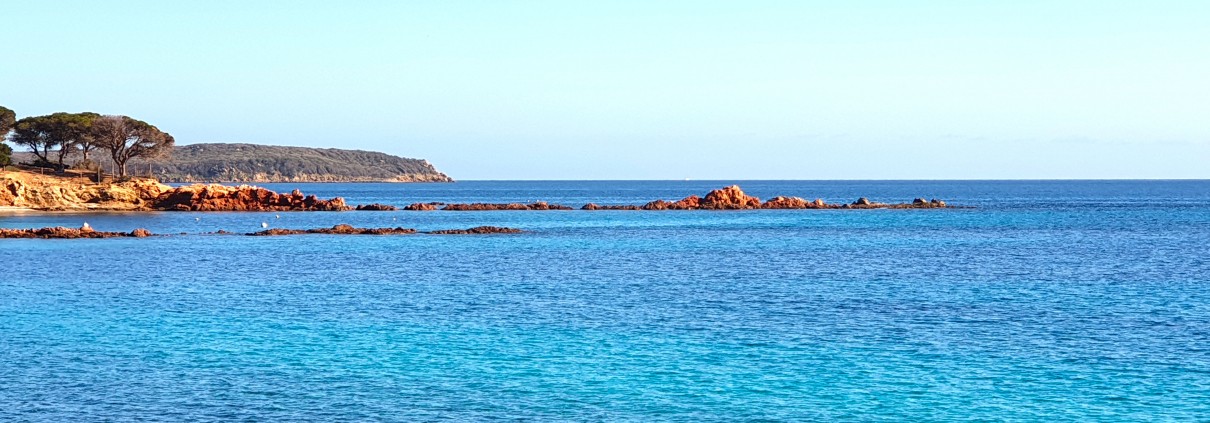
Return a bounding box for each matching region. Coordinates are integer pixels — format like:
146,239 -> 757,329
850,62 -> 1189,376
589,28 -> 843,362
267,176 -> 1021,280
3,1 -> 1208,179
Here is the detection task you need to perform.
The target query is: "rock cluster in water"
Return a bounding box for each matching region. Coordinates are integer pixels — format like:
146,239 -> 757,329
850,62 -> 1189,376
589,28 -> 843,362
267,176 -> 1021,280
155,185 -> 351,212
248,224 -> 522,236
0,226 -> 153,239
427,226 -> 524,234
2,224 -> 525,239
249,224 -> 416,236
392,186 -> 950,211
441,201 -> 573,211
355,203 -> 398,211
404,202 -> 441,211
588,185 -> 949,210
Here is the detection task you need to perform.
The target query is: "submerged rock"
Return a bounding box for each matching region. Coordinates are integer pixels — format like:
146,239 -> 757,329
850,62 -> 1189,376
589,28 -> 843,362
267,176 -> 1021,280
248,224 -> 417,236
582,203 -> 641,210
0,227 -> 153,239
442,201 -> 572,211
426,226 -> 523,234
355,203 -> 398,211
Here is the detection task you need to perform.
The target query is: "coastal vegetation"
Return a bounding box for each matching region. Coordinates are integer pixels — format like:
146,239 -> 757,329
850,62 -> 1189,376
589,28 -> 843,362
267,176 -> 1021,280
90,115 -> 174,179
0,106 -> 173,177
139,143 -> 452,183
1,105 -> 448,183
0,106 -> 16,167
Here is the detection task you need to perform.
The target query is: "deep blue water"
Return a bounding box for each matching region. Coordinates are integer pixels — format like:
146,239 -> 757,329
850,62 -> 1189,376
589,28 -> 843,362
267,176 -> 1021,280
2,180 -> 1209,421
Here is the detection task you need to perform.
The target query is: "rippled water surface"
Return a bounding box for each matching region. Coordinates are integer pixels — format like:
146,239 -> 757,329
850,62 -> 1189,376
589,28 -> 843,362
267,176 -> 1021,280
2,180 -> 1209,421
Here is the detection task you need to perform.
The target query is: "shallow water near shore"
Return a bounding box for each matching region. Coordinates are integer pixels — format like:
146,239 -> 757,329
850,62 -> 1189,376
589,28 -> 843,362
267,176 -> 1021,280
2,180 -> 1209,421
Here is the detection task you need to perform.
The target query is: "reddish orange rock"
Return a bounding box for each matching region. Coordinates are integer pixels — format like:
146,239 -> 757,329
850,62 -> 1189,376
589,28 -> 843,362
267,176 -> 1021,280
155,184 -> 351,212
761,197 -> 829,209
404,203 -> 439,211
762,196 -> 808,209
700,185 -> 762,210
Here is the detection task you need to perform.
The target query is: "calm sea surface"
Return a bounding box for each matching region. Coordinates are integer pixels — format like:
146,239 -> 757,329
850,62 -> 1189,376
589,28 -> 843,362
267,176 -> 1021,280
2,180 -> 1209,421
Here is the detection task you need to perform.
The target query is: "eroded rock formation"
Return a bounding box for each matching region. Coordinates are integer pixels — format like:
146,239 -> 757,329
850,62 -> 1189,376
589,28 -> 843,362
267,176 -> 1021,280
700,185 -> 762,209
0,170 -> 354,212
1,171 -> 169,211
154,185 -> 351,212
404,203 -> 440,211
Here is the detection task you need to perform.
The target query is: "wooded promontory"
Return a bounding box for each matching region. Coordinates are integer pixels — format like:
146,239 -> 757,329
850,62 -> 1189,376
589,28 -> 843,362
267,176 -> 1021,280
130,143 -> 453,183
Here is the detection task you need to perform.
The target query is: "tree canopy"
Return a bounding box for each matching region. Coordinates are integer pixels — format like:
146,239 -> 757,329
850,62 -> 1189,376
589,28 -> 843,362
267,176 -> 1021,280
0,106 -> 14,167
10,112 -> 101,170
0,106 -> 15,135
91,115 -> 174,178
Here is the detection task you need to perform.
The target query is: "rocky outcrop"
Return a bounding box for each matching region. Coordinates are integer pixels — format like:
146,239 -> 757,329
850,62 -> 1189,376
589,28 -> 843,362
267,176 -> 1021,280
761,196 -> 814,209
641,195 -> 702,210
249,224 -> 416,236
154,185 -> 351,212
700,185 -> 762,209
601,185 -> 955,210
0,226 -> 153,239
246,224 -> 522,236
355,203 -> 398,211
0,170 -> 354,212
442,201 -> 573,211
427,226 -> 524,234
404,202 -> 440,211
1,171 -> 169,211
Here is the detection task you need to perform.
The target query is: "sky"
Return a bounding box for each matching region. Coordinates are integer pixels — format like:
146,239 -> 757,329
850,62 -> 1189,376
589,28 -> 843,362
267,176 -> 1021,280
2,0 -> 1208,179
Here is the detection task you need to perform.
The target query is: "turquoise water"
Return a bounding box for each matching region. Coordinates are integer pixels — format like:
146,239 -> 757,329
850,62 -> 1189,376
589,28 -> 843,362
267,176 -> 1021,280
2,180 -> 1209,421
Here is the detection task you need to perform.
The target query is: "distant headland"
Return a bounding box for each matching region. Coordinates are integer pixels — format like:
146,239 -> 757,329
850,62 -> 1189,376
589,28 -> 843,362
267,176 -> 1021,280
11,143 -> 453,183
0,107 -> 452,183
137,143 -> 453,183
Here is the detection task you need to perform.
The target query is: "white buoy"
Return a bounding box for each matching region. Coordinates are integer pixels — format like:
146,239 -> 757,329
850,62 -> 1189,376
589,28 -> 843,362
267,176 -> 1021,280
81,222 -> 91,230
261,222 -> 269,228
195,217 -> 200,222
275,215 -> 280,219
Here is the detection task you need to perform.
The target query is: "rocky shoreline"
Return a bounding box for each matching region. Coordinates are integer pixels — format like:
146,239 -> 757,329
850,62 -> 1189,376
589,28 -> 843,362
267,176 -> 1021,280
1,171 -> 351,211
3,171 -> 957,213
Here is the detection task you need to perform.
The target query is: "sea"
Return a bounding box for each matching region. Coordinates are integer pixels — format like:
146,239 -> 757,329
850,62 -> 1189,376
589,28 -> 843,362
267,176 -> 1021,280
2,180 -> 1208,421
